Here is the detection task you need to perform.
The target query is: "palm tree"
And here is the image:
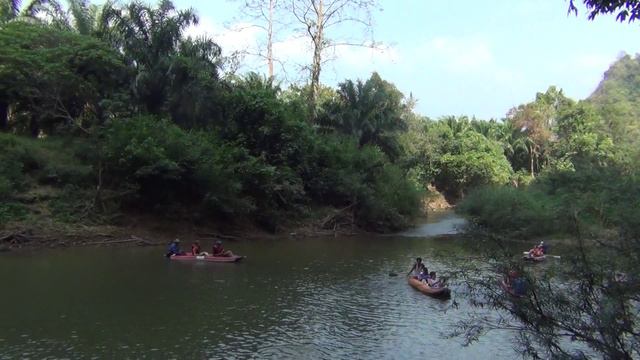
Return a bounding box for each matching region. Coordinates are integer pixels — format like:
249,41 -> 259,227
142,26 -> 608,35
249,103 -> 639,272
0,0 -> 110,34
99,0 -> 200,114
65,0 -> 104,35
0,0 -> 53,23
324,72 -> 408,160
441,115 -> 471,137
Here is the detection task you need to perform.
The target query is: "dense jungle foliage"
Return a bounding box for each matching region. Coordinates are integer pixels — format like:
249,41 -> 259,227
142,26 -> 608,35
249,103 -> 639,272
1,0 -> 639,239
0,1 -> 425,232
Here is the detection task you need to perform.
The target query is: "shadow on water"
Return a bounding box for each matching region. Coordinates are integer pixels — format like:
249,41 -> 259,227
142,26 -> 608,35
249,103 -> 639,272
0,211 -> 522,359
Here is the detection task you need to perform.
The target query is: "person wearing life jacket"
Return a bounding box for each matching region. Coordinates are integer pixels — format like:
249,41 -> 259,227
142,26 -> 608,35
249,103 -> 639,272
407,257 -> 427,278
166,239 -> 183,258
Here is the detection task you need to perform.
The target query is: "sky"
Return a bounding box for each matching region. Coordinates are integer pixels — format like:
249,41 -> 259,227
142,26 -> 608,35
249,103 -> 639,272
173,0 -> 640,120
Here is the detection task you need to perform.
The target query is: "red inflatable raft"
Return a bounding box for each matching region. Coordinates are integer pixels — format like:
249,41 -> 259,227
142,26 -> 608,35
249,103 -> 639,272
522,254 -> 546,262
169,254 -> 244,263
408,277 -> 451,298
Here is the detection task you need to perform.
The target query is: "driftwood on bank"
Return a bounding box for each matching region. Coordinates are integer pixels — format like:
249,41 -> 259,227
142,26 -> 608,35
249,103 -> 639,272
0,231 -> 159,250
79,235 -> 155,246
318,203 -> 357,236
197,232 -> 240,241
0,231 -> 48,245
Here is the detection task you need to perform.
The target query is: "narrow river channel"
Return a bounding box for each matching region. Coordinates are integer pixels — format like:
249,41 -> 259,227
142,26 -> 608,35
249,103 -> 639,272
0,211 -> 524,359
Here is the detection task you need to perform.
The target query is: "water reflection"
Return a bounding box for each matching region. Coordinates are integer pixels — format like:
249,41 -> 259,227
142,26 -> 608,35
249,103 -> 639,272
0,227 -> 519,359
400,210 -> 467,237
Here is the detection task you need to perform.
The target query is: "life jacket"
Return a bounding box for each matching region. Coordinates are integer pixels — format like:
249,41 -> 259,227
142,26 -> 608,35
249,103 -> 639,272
166,243 -> 179,257
191,244 -> 200,255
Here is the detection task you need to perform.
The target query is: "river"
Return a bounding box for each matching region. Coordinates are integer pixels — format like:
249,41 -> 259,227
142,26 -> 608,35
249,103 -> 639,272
0,211 -> 523,359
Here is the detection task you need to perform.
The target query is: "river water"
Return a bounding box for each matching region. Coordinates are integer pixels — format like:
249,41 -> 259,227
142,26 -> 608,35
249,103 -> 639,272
0,211 -> 522,359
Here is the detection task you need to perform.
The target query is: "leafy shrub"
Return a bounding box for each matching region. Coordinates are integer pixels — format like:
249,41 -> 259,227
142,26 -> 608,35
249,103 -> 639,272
100,116 -> 310,226
460,164 -> 640,238
0,134 -> 29,195
303,135 -> 421,231
458,186 -> 556,237
0,202 -> 28,224
0,176 -> 12,199
49,185 -> 95,223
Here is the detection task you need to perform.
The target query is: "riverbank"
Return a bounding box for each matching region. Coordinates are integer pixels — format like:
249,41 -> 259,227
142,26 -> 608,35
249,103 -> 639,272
1,184 -> 457,252
0,205 -> 378,252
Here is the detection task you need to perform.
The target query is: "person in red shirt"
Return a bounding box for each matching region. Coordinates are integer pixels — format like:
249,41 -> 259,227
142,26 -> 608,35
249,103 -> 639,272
191,241 -> 202,255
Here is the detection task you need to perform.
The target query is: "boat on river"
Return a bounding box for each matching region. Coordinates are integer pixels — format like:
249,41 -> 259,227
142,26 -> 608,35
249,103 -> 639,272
522,253 -> 546,262
499,279 -> 524,298
169,254 -> 244,263
407,276 -> 451,298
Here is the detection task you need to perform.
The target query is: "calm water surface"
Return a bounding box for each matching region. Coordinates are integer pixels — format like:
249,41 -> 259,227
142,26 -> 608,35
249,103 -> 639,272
0,211 -> 522,359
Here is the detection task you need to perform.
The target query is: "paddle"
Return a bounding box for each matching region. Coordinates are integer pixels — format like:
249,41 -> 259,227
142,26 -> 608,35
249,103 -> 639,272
522,251 -> 561,259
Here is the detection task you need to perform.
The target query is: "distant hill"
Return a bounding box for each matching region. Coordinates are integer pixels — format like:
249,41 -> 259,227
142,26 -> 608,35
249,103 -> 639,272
588,54 -> 640,145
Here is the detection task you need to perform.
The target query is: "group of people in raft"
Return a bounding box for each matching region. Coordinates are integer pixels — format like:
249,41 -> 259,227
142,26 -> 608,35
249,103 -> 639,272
165,238 -> 235,258
407,257 -> 446,288
526,241 -> 548,258
504,241 -> 551,296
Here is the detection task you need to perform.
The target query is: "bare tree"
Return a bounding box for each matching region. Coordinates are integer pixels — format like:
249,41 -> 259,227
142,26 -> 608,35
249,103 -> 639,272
234,0 -> 288,79
289,0 -> 379,121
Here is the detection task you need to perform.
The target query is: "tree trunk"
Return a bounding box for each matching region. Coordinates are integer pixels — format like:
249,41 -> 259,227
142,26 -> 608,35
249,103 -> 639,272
309,0 -> 324,122
0,102 -> 7,131
529,146 -> 535,178
267,0 -> 274,79
30,116 -> 39,138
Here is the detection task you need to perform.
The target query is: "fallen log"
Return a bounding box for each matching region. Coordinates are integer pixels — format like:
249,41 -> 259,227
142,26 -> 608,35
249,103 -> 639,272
319,203 -> 356,230
196,233 -> 240,241
0,233 -> 14,243
80,238 -> 139,246
80,236 -> 155,246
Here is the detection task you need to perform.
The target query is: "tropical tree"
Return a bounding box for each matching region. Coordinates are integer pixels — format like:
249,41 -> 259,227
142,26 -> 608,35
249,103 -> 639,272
433,130 -> 512,199
506,87 -> 573,176
0,21 -> 125,135
98,0 -> 223,127
318,72 -> 408,161
0,0 -> 52,24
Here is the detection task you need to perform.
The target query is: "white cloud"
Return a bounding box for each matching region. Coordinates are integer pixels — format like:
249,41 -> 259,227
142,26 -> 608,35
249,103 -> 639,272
574,53 -> 614,72
185,18 -> 262,55
417,36 -> 494,72
332,43 -> 400,67
272,35 -> 311,63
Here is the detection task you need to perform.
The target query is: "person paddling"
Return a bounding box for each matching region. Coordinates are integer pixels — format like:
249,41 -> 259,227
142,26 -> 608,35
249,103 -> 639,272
166,239 -> 183,258
212,240 -> 234,257
407,257 -> 427,278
